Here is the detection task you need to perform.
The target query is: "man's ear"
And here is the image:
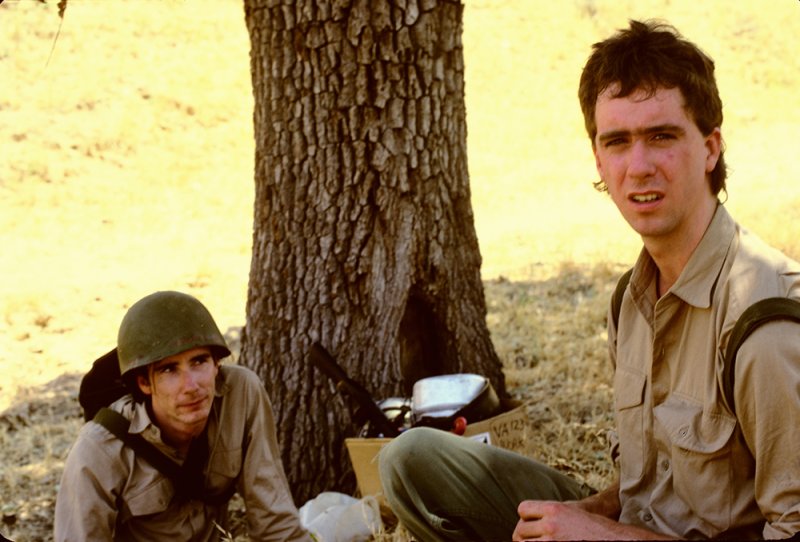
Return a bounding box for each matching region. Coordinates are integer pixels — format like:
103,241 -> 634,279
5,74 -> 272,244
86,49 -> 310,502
704,127 -> 722,173
137,373 -> 153,396
593,144 -> 607,189
593,143 -> 602,174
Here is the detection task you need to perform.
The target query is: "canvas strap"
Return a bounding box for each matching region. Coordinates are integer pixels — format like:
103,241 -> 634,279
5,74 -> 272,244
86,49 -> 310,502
722,297 -> 800,415
93,407 -> 235,505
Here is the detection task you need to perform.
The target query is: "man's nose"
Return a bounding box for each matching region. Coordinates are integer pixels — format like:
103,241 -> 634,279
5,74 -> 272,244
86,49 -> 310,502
180,369 -> 201,391
627,140 -> 656,178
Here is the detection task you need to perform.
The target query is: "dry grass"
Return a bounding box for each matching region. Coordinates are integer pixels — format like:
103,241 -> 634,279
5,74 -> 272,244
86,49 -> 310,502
488,262 -> 623,491
0,265 -> 618,541
1,0 -> 798,540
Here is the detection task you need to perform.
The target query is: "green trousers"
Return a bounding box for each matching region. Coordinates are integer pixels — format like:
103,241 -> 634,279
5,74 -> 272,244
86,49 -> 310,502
378,427 -> 594,542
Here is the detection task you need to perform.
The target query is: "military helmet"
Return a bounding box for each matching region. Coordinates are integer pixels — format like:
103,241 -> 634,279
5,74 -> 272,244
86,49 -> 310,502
117,291 -> 231,377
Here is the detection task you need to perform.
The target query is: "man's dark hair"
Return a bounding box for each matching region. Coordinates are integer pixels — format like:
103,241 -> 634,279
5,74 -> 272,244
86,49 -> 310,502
578,19 -> 727,195
124,367 -> 148,403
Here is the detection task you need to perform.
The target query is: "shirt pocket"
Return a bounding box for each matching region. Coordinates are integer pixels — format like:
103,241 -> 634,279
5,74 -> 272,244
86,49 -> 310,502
125,476 -> 173,517
207,446 -> 242,489
614,368 -> 647,481
654,395 -> 736,531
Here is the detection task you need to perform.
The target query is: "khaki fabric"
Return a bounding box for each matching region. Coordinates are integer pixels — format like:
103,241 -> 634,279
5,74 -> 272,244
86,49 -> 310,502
55,365 -> 311,542
609,205 -> 800,539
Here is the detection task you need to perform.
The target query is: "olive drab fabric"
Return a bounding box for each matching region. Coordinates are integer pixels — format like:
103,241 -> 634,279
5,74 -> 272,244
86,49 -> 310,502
117,291 -> 231,376
79,348 -> 128,421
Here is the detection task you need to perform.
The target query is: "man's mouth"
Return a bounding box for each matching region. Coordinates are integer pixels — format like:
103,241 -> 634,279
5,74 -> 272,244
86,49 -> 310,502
181,397 -> 207,409
630,193 -> 661,203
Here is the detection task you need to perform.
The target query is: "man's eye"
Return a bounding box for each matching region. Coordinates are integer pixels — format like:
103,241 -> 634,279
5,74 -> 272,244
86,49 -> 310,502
653,133 -> 674,141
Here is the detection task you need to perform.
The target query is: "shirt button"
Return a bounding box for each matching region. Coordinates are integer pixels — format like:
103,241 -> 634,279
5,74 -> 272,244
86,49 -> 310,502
643,512 -> 653,522
661,459 -> 670,471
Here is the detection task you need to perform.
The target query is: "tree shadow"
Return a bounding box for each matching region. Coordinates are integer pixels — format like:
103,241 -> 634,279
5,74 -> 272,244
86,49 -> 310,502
0,261 -> 629,541
482,261 -> 627,490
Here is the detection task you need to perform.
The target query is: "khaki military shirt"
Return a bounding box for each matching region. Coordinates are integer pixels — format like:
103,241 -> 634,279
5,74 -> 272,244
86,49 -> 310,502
609,205 -> 800,539
55,364 -> 312,541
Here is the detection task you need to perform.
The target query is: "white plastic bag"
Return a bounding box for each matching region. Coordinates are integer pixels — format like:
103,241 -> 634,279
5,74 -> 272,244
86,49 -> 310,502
299,491 -> 383,542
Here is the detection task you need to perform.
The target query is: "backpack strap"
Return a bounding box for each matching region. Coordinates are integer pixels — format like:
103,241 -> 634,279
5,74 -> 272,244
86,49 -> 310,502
94,407 -> 185,480
93,407 -> 238,505
611,268 -> 634,331
722,297 -> 800,416
611,270 -> 800,416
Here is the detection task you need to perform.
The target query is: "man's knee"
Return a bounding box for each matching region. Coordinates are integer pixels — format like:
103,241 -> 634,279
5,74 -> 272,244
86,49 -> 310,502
380,426 -> 444,466
379,427 -> 450,488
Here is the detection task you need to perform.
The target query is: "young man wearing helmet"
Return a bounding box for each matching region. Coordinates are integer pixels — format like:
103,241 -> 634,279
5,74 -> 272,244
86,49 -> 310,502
378,20 -> 800,541
55,291 -> 312,541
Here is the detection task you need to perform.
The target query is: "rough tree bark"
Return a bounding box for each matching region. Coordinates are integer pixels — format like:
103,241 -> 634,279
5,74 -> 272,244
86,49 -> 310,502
242,0 -> 505,503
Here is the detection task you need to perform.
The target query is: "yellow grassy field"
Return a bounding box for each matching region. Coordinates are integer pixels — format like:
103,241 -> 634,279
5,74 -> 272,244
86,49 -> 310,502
1,0 -> 799,408
1,1 -> 799,540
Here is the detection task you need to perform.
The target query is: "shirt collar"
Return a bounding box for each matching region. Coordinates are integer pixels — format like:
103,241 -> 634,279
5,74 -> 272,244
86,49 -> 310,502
214,364 -> 232,397
128,398 -> 156,435
631,204 -> 736,309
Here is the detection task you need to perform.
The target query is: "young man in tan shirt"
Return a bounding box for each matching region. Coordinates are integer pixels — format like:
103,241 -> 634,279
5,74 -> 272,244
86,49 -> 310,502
55,291 -> 312,541
379,20 -> 800,541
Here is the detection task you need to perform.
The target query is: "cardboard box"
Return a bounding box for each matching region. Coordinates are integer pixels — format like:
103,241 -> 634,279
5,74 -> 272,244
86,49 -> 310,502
345,404 -> 529,501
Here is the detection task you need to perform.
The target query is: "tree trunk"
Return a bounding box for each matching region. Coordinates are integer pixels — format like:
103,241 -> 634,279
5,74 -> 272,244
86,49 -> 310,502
242,0 -> 505,503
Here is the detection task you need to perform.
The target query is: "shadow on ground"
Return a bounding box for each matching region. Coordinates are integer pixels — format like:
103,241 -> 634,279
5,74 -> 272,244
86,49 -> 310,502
1,372 -> 83,542
0,262 -> 628,541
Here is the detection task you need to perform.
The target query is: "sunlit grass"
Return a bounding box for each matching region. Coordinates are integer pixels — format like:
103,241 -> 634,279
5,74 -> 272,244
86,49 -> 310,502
1,0 -> 798,539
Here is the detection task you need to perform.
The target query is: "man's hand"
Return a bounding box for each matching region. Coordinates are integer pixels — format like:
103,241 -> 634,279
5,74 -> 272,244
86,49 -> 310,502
512,500 -> 674,541
512,500 -> 618,541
